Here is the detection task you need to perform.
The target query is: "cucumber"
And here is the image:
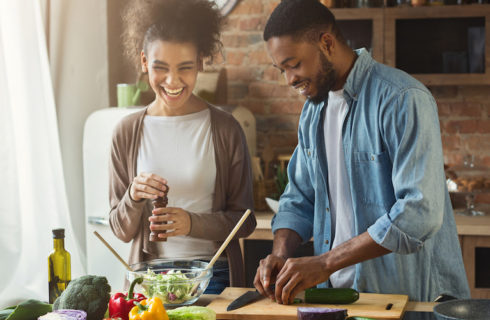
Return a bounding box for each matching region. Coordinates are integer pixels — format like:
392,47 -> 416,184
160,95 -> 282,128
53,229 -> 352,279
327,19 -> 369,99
304,288 -> 360,304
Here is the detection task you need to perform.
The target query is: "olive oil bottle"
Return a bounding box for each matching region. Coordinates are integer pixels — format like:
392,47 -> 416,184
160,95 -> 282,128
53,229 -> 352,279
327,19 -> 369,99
48,228 -> 71,303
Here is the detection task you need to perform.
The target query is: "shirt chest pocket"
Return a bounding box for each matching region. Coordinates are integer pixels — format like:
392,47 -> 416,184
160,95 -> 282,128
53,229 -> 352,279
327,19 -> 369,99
303,147 -> 319,181
352,151 -> 395,208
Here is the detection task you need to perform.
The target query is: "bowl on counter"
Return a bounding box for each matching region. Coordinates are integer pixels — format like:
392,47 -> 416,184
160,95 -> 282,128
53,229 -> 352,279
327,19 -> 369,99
265,197 -> 279,213
127,259 -> 212,307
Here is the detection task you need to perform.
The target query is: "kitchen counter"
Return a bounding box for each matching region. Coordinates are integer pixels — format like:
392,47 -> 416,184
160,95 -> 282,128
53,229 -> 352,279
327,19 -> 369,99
247,211 -> 490,240
454,214 -> 490,236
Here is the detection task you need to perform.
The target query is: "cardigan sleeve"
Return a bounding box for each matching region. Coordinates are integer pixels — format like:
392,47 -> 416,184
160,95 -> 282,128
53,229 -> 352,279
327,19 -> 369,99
108,116 -> 148,243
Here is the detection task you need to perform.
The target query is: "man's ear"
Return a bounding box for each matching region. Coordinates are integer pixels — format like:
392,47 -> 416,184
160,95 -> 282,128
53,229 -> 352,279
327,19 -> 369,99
319,32 -> 335,58
141,50 -> 148,73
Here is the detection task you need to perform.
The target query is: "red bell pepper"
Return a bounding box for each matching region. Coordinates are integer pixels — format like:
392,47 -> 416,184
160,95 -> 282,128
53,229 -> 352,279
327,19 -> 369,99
109,277 -> 146,320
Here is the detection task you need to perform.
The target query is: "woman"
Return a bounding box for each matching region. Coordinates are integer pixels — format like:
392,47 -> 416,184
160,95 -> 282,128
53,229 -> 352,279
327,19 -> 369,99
109,0 -> 256,293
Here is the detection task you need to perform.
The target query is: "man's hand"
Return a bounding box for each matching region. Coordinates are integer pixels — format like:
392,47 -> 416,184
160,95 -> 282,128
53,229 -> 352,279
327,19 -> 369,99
255,231 -> 391,305
253,229 -> 302,300
253,254 -> 286,299
274,255 -> 330,304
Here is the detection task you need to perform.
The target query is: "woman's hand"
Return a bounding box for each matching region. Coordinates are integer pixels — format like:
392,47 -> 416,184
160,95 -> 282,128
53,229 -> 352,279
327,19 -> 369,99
149,207 -> 191,238
129,172 -> 167,202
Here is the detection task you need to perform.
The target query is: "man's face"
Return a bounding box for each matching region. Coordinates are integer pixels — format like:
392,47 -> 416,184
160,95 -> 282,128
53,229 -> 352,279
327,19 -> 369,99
267,35 -> 337,103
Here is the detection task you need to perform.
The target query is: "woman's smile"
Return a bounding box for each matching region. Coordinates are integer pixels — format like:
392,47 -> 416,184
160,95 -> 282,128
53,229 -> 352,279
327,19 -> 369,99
161,86 -> 185,98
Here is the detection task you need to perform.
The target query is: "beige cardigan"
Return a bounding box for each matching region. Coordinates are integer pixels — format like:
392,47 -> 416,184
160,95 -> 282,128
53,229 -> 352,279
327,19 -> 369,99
108,106 -> 256,287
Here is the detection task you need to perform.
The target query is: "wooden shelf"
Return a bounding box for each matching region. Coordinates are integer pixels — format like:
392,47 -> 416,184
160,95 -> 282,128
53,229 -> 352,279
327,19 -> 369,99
331,8 -> 385,61
333,5 -> 490,85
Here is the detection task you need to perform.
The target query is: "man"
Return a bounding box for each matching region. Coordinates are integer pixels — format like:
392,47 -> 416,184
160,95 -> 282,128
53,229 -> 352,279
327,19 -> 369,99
254,0 -> 470,304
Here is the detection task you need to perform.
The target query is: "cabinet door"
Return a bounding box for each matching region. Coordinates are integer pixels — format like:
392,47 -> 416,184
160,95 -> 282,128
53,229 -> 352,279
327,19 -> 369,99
462,235 -> 490,298
332,8 -> 384,61
384,6 -> 490,85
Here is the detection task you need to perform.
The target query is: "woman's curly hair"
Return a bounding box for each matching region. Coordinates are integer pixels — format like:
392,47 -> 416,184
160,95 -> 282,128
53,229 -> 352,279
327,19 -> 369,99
122,0 -> 224,70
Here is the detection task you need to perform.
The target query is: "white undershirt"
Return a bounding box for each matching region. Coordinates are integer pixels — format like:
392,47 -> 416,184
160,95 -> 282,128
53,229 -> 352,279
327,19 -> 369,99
323,89 -> 356,288
137,108 -> 217,259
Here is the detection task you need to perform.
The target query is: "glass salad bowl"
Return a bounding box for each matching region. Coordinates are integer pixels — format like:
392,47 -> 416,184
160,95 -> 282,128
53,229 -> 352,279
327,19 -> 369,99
127,259 -> 212,307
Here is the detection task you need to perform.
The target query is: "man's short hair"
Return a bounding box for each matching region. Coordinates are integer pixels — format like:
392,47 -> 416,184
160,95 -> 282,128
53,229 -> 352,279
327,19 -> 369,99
263,0 -> 344,43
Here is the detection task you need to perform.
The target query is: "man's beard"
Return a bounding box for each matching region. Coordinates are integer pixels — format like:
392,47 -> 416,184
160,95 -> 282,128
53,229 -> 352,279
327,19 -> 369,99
309,51 -> 336,104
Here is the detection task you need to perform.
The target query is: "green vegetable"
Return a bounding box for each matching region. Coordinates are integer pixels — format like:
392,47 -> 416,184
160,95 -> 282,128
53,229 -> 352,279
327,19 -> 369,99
0,307 -> 15,320
273,165 -> 288,200
53,275 -> 111,320
305,288 -> 359,304
166,306 -> 215,320
0,299 -> 52,320
141,270 -> 193,305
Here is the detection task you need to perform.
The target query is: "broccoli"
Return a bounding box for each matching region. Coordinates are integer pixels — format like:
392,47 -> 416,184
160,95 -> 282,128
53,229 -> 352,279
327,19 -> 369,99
53,275 -> 111,320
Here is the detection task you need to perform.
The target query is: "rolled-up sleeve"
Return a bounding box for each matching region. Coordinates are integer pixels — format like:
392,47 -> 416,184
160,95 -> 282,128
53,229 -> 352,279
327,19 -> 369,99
368,88 -> 445,254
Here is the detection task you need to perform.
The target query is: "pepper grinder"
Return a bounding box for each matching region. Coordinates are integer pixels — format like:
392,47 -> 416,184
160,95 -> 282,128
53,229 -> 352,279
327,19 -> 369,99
149,184 -> 169,242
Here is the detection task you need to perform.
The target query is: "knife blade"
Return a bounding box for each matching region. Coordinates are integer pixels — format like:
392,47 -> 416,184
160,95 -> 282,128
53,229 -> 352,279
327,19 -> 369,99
226,289 -> 264,311
227,284 -> 276,311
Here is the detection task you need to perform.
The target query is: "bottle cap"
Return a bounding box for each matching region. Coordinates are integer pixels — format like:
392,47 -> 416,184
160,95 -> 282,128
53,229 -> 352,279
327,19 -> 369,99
52,228 -> 65,239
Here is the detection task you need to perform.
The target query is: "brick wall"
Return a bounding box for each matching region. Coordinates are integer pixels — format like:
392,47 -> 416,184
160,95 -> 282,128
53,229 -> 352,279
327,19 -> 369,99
222,0 -> 490,182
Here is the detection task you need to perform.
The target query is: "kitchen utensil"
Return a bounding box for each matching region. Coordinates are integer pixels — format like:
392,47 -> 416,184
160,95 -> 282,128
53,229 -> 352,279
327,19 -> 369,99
209,287 -> 408,319
251,156 -> 264,181
433,299 -> 490,320
190,209 -> 252,295
262,146 -> 274,179
117,84 -> 138,107
227,289 -> 266,311
127,259 -> 212,307
93,230 -> 133,271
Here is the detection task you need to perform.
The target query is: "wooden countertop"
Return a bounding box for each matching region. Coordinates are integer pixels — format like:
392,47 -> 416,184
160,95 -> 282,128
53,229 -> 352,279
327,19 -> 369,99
247,211 -> 490,241
454,214 -> 490,236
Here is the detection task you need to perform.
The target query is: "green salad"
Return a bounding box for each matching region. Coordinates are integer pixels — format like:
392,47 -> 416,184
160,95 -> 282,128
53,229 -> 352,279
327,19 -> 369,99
141,269 -> 196,304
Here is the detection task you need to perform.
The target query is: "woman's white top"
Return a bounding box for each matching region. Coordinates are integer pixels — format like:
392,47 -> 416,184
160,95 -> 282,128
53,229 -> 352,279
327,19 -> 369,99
137,108 -> 218,259
323,89 -> 356,288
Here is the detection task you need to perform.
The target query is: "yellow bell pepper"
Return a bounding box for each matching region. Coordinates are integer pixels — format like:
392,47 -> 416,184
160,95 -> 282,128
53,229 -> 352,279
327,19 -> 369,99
128,297 -> 168,320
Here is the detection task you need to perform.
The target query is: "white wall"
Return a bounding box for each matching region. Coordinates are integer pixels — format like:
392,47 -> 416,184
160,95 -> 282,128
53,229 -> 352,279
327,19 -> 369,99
48,0 -> 109,269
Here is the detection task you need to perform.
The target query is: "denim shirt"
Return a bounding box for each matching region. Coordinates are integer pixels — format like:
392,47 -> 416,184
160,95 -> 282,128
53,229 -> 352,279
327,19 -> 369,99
272,49 -> 470,301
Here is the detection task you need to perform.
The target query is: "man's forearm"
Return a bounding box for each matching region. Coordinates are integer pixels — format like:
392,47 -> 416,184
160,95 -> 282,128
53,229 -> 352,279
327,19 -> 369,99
272,228 -> 303,259
322,231 -> 391,275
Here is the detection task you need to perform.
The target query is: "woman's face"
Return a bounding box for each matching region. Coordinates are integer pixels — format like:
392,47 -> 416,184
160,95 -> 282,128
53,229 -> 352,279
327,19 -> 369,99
142,40 -> 201,114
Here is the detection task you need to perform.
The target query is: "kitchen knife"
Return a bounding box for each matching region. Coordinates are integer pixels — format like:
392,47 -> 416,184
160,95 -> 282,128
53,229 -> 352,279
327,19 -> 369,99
226,289 -> 265,311
227,284 -> 276,311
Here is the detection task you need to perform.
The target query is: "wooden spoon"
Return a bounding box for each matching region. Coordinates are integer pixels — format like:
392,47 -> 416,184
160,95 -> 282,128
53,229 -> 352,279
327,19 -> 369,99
191,208 -> 252,295
93,231 -> 133,271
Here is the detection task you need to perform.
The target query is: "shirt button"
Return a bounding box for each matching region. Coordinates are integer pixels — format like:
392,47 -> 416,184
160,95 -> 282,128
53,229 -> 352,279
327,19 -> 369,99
325,240 -> 329,244
326,207 -> 330,212
371,155 -> 375,161
308,151 -> 311,156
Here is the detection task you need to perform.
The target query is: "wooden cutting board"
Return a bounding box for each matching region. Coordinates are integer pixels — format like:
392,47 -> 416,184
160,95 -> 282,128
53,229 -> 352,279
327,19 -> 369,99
207,287 -> 409,319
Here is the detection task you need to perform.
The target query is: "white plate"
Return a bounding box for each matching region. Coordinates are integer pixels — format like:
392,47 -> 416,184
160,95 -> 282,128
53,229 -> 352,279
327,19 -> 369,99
265,197 -> 279,213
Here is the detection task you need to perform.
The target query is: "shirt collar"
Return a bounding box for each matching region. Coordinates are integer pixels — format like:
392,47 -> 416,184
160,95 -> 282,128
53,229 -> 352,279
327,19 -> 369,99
343,48 -> 374,102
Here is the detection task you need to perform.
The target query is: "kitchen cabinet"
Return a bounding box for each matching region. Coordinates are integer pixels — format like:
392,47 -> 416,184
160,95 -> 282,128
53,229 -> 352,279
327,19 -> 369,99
455,214 -> 490,298
331,5 -> 490,85
330,8 -> 385,61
